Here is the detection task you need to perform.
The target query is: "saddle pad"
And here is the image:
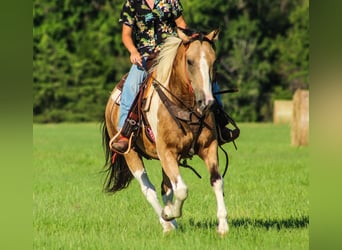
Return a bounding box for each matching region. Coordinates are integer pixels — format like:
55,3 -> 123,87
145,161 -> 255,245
110,73 -> 128,105
111,88 -> 121,105
142,72 -> 156,112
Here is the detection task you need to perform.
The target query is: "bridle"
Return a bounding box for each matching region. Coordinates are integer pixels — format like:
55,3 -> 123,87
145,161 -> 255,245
181,32 -> 216,99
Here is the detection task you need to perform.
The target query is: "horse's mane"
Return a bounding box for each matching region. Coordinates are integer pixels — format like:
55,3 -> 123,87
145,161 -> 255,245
150,36 -> 182,85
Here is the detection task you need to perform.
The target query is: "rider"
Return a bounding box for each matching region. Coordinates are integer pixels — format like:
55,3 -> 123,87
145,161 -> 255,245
112,0 -> 239,153
112,0 -> 187,152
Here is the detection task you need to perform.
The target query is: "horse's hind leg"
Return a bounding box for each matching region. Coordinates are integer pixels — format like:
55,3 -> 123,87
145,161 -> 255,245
124,151 -> 176,233
199,145 -> 229,235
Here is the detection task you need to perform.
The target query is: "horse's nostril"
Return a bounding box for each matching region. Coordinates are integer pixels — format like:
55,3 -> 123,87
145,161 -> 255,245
196,99 -> 204,108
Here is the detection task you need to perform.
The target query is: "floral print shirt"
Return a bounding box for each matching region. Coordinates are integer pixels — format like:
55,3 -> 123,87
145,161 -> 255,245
119,0 -> 184,57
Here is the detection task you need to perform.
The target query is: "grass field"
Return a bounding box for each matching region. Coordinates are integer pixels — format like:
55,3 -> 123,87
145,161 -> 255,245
33,123 -> 309,249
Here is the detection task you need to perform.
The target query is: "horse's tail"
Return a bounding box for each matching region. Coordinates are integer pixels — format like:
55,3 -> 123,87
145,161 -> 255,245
102,120 -> 134,194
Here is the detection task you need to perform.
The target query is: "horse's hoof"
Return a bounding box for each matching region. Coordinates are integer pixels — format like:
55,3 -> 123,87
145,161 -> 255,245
161,206 -> 175,221
161,219 -> 178,234
217,222 -> 229,236
217,229 -> 228,237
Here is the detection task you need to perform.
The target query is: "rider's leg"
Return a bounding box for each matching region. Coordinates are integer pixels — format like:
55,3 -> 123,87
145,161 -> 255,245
112,64 -> 146,153
212,82 -> 240,144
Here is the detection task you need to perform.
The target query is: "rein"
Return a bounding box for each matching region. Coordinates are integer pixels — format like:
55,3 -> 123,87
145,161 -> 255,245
151,76 -> 211,129
152,78 -> 212,157
150,67 -> 211,158
179,144 -> 230,179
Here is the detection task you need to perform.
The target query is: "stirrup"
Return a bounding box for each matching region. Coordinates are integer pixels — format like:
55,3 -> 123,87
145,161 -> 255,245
109,129 -> 134,154
217,127 -> 238,150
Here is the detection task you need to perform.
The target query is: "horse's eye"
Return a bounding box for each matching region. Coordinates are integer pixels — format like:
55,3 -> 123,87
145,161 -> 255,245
187,59 -> 194,66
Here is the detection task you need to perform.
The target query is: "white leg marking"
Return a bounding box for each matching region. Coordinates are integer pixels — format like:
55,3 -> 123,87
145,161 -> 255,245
199,51 -> 214,105
212,178 -> 229,235
172,176 -> 188,201
133,170 -> 177,233
162,176 -> 188,220
159,217 -> 178,233
133,170 -> 162,216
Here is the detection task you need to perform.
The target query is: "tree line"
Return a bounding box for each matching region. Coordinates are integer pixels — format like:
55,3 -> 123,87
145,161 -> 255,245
33,0 -> 309,123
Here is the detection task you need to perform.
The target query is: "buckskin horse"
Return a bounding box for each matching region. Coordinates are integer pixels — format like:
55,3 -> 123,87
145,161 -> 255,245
102,28 -> 229,235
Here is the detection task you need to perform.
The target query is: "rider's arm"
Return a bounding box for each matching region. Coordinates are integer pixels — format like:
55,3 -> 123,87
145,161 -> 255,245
122,24 -> 142,66
175,15 -> 187,29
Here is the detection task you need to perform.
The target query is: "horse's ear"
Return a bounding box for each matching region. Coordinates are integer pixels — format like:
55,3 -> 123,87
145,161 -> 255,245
206,29 -> 220,42
177,27 -> 191,43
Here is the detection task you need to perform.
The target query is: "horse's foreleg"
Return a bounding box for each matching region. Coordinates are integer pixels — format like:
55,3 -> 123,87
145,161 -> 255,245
161,175 -> 188,221
159,153 -> 188,221
161,169 -> 174,205
160,169 -> 178,229
125,152 -> 176,233
200,146 -> 229,235
211,172 -> 229,235
133,169 -> 177,233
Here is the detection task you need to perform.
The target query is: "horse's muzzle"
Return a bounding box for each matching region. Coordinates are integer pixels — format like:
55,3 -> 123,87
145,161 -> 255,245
196,98 -> 215,115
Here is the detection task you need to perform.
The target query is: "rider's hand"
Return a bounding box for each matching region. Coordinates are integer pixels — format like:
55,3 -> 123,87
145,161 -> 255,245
130,50 -> 142,67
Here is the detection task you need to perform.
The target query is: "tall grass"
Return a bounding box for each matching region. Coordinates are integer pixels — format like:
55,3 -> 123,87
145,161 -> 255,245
33,123 -> 308,249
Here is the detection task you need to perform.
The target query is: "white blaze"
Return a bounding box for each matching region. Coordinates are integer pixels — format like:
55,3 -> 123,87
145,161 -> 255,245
199,50 -> 214,105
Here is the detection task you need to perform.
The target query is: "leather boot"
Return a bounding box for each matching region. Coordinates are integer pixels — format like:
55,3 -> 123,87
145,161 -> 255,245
111,136 -> 129,153
220,127 -> 240,143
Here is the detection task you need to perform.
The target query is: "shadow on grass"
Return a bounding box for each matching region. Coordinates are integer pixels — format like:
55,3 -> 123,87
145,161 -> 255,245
188,215 -> 309,231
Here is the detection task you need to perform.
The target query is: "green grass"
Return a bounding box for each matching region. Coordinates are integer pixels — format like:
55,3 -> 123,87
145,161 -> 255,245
33,123 -> 309,249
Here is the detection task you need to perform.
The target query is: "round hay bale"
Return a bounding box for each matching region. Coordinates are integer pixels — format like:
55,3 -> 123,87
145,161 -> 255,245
291,89 -> 309,146
273,100 -> 293,124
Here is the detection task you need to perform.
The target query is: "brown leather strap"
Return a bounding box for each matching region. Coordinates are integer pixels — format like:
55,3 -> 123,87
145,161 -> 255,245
152,81 -> 187,134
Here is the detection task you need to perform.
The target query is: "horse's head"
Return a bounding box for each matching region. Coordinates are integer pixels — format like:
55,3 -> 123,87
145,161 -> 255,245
177,28 -> 219,115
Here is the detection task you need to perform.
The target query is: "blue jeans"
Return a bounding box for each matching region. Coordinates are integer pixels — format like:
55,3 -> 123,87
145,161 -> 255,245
213,81 -> 223,107
118,64 -> 147,129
